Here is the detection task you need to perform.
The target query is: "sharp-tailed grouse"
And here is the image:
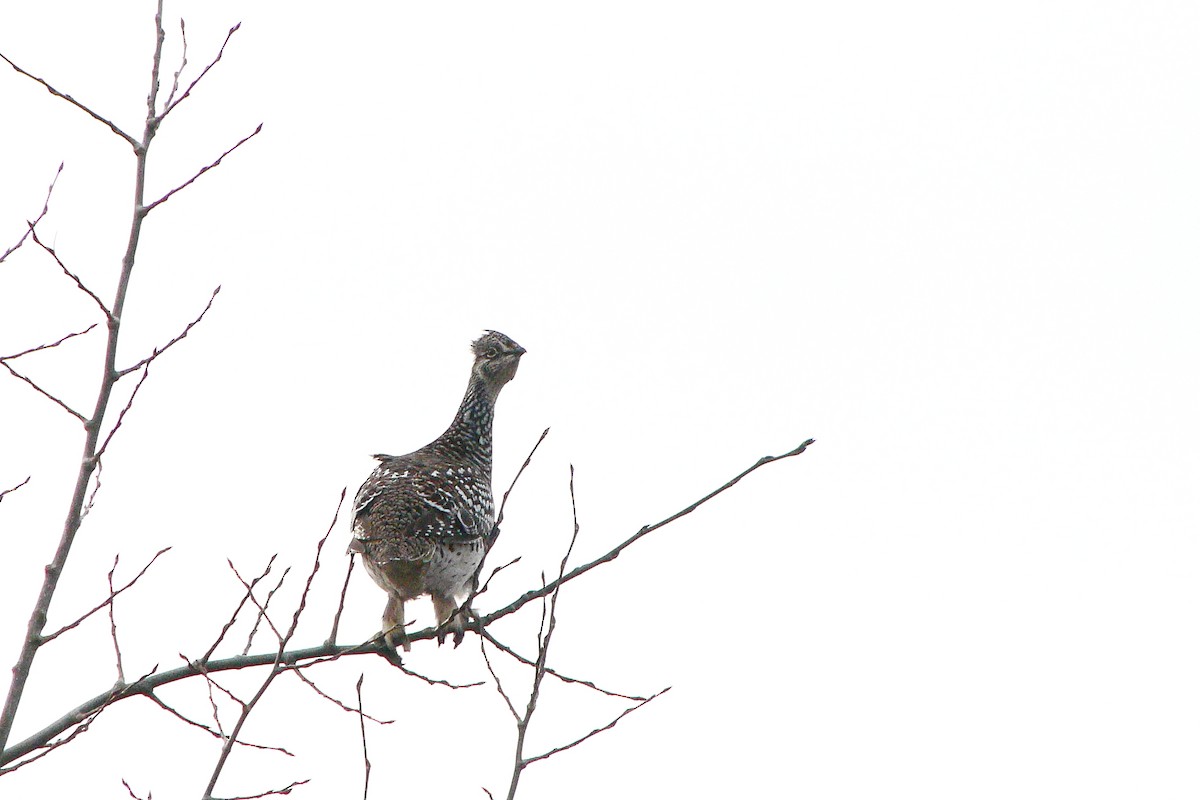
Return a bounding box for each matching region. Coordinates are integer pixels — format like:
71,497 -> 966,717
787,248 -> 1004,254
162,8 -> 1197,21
348,331 -> 525,650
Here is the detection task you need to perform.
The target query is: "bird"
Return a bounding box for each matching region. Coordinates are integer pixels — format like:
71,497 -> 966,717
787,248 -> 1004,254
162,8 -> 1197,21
348,331 -> 526,651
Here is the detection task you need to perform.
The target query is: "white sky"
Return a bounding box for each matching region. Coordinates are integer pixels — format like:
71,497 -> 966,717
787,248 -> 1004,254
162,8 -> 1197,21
1,1 -> 1198,798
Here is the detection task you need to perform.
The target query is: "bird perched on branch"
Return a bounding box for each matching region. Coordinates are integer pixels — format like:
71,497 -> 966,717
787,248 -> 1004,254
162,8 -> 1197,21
348,331 -> 526,651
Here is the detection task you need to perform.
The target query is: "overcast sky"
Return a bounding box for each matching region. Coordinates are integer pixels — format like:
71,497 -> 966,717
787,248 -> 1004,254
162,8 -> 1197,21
2,1 -> 1198,798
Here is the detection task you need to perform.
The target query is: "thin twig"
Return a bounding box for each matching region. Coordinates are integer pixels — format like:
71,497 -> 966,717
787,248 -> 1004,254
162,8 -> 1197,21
0,361 -> 86,421
160,22 -> 240,119
524,687 -> 671,766
41,547 -> 171,644
107,557 -> 125,683
1,162 -> 61,264
121,777 -> 151,800
0,53 -> 138,149
162,18 -> 189,110
94,361 -> 153,460
0,477 -> 31,504
142,692 -> 292,755
214,778 -> 310,800
143,125 -> 262,213
243,569 -> 290,655
480,440 -> 817,630
290,671 -> 392,725
325,555 -> 355,647
203,555 -> 278,664
480,629 -> 646,702
228,560 -> 289,643
0,325 -> 97,363
488,427 -> 550,551
116,286 -> 220,377
28,226 -> 112,319
356,675 -> 371,800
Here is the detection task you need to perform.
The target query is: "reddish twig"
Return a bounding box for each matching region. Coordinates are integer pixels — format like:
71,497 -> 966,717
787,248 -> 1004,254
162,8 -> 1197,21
41,548 -> 172,644
27,226 -> 112,319
143,125 -> 262,213
524,687 -> 671,766
0,324 -> 98,362
325,555 -> 355,647
290,670 -> 392,725
356,675 -> 371,800
0,360 -> 86,422
116,286 -> 221,377
142,692 -> 293,756
160,22 -> 240,119
0,53 -> 138,149
0,477 -> 31,504
0,162 -> 61,263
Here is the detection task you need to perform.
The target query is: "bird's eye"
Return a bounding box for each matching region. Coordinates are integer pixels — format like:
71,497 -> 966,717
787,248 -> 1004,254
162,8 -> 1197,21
484,347 -> 499,358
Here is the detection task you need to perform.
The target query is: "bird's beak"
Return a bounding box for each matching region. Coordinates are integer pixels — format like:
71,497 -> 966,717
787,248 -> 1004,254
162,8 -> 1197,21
513,345 -> 527,356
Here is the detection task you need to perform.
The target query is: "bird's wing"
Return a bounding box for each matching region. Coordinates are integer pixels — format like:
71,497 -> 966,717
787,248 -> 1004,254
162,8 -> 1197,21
350,457 -> 485,564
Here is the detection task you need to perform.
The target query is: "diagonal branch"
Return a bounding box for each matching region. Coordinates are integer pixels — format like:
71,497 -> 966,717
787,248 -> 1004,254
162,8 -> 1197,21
0,360 -> 86,422
93,361 -> 153,461
160,22 -> 241,119
1,162 -> 62,264
0,477 -> 31,504
41,548 -> 172,644
28,226 -> 112,319
142,125 -> 262,214
480,629 -> 646,702
523,687 -> 671,766
116,286 -> 220,377
480,439 -> 817,629
142,692 -> 293,756
0,324 -> 99,362
0,53 -> 139,150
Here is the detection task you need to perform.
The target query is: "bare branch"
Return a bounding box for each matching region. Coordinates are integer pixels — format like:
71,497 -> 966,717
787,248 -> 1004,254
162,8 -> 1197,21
524,687 -> 671,766
39,547 -> 170,645
107,558 -> 125,683
480,629 -> 646,702
214,779 -> 310,800
282,490 -> 344,644
480,439 -> 817,630
122,777 -> 151,800
94,361 -> 153,461
0,324 -> 99,362
1,162 -> 62,264
0,53 -> 139,149
143,125 -> 262,213
203,555 -> 278,663
28,226 -> 112,319
0,477 -> 31,504
489,426 -> 550,550
481,643 -> 520,723
160,22 -> 241,119
242,568 -> 288,655
289,670 -> 392,725
0,360 -> 86,422
228,559 -> 289,643
142,692 -> 293,756
116,286 -> 220,377
325,555 -> 355,647
473,556 -> 522,600
356,675 -> 371,800
162,18 -> 189,111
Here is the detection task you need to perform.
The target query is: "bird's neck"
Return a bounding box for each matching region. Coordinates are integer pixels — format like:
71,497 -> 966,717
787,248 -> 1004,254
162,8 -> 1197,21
438,376 -> 496,469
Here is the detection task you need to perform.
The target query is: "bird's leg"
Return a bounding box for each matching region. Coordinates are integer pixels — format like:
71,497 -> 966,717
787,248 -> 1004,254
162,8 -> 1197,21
431,593 -> 471,648
382,593 -> 410,652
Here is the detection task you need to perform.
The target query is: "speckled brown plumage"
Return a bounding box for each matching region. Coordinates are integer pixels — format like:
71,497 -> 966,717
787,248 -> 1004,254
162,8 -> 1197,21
348,331 -> 525,650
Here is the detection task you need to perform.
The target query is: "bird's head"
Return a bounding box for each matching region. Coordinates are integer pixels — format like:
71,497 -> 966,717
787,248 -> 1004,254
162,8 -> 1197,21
471,330 -> 526,394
